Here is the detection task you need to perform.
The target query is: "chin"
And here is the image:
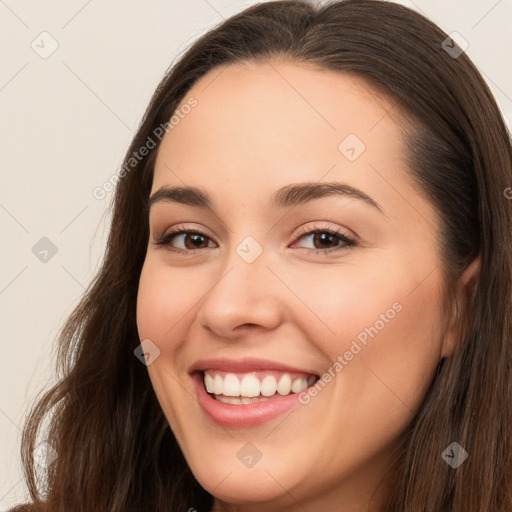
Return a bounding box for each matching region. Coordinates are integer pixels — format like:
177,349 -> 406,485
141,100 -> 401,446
189,458 -> 305,505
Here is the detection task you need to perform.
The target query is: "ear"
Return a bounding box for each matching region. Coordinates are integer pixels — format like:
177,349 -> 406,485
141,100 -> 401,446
459,256 -> 481,293
441,256 -> 481,358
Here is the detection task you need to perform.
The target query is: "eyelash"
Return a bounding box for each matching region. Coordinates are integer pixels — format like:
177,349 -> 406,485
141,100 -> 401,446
153,223 -> 357,256
292,224 -> 357,254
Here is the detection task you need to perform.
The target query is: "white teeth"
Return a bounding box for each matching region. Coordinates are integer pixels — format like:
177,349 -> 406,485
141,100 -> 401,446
277,374 -> 292,395
217,396 -> 241,405
291,377 -> 307,393
223,373 -> 240,397
203,371 -> 314,400
260,375 -> 277,396
216,395 -> 271,405
204,373 -> 214,393
213,374 -> 223,395
240,374 -> 260,397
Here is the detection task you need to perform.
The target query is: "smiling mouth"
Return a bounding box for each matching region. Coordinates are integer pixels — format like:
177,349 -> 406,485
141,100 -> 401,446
201,370 -> 319,405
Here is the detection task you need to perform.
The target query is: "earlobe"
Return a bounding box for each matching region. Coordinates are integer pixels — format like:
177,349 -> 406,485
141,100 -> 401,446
440,256 -> 481,359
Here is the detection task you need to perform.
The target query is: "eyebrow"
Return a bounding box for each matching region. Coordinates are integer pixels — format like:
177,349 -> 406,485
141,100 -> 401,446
148,182 -> 384,214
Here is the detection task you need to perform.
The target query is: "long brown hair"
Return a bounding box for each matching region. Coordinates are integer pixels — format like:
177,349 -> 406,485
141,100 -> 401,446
12,1 -> 512,511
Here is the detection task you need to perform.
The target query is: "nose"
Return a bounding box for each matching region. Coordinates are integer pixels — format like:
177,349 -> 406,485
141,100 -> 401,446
195,247 -> 283,340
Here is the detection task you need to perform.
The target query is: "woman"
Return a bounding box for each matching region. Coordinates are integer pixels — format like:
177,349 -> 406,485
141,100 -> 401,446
11,0 -> 512,511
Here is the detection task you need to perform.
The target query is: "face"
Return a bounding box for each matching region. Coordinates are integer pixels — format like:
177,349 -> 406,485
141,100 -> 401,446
136,61 -> 453,510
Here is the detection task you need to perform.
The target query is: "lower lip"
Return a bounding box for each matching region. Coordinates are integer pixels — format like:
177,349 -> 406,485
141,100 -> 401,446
191,372 -> 303,428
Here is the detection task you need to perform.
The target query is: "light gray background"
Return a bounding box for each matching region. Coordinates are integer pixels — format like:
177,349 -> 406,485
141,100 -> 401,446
1,0 -> 511,508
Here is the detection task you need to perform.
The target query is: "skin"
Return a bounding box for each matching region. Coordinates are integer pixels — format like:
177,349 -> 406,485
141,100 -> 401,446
136,60 -> 479,511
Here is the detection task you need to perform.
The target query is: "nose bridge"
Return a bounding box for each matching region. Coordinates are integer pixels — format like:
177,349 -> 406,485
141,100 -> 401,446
218,230 -> 271,289
196,233 -> 282,336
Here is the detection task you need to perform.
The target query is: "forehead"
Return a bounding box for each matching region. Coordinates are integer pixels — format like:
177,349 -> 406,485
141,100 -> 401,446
152,60 -> 406,204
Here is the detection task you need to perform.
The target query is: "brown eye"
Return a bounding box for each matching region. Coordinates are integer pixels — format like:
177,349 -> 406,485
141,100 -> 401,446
154,228 -> 217,254
293,227 -> 357,254
180,233 -> 211,250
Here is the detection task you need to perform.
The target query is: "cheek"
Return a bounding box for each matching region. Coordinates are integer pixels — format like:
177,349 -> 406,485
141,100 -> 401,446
290,258 -> 444,407
135,261 -> 196,428
339,268 -> 444,423
281,260 -> 411,354
136,260 -> 201,341
367,275 -> 445,408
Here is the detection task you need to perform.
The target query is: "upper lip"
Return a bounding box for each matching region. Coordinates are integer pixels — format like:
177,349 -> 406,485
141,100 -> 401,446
189,357 -> 320,376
